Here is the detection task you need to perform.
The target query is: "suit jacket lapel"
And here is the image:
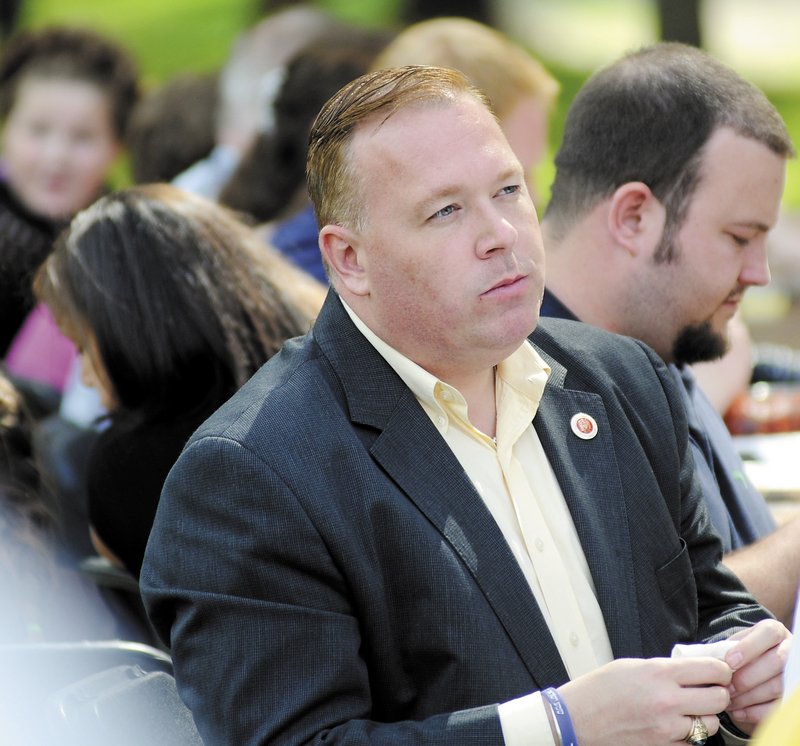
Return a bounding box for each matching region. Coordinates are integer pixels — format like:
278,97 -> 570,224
371,395 -> 569,688
533,353 -> 643,659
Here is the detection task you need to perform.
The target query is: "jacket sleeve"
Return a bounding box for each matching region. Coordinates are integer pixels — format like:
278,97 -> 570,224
636,341 -> 773,641
141,434 -> 507,746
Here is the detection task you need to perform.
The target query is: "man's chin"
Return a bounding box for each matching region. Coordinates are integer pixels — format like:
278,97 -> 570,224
672,322 -> 728,366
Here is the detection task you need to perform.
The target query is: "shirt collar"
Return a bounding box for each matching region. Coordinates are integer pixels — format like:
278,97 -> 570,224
340,299 -> 551,419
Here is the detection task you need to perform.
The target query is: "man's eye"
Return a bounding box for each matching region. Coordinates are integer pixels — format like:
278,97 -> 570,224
498,185 -> 521,196
431,204 -> 458,220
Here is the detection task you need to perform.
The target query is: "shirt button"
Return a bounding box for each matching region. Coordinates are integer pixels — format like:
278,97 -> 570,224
437,416 -> 447,429
440,390 -> 453,402
570,632 -> 580,647
534,538 -> 545,552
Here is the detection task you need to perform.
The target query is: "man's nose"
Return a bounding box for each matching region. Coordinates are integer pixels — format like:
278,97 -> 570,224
475,207 -> 518,258
740,241 -> 771,287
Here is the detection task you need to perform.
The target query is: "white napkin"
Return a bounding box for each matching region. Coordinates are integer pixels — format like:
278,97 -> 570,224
670,639 -> 737,660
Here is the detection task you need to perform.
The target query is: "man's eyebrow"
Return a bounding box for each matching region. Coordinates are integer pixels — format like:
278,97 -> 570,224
496,164 -> 524,184
417,164 -> 524,214
418,185 -> 461,214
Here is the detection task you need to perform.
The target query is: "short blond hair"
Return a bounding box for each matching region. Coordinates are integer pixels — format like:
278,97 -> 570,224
371,17 -> 558,121
307,64 -> 489,230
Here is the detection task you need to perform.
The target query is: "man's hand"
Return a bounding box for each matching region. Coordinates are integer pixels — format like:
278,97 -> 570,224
724,618 -> 791,733
558,656 -> 731,745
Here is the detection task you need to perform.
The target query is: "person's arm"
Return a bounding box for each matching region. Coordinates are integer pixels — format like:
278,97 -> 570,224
558,619 -> 790,745
170,144 -> 242,199
660,339 -> 792,735
723,516 -> 800,626
141,434 -> 510,745
560,656 -> 732,745
679,357 -> 793,625
645,340 -> 772,641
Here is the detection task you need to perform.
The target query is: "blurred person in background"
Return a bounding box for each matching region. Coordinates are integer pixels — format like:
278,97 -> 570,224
126,70 -> 219,185
172,3 -> 342,200
220,21 -> 394,282
34,184 -> 325,578
0,25 -> 139,358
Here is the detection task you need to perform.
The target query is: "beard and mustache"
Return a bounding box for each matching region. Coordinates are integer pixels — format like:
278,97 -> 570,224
657,228 -> 740,367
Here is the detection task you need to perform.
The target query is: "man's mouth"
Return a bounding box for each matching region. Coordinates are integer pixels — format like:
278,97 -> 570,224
484,274 -> 526,295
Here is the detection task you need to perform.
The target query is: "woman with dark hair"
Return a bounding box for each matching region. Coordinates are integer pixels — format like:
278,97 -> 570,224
34,183 -> 325,576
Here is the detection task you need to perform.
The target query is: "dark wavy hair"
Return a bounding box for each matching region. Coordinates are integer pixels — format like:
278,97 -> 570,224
0,25 -> 140,138
34,184 -> 322,429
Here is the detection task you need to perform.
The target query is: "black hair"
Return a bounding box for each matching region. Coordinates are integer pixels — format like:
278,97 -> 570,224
35,185 -> 314,429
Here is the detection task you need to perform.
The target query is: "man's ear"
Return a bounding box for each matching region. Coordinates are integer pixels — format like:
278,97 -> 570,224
319,224 -> 369,296
607,182 -> 666,257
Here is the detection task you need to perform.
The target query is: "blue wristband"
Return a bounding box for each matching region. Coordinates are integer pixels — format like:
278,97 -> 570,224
542,687 -> 579,746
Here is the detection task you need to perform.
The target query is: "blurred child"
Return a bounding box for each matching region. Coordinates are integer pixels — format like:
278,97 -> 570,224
0,25 -> 139,356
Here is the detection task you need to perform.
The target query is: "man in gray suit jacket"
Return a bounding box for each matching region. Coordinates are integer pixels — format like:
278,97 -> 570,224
141,65 -> 789,745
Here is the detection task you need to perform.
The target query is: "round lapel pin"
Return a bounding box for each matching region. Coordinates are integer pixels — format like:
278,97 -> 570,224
570,412 -> 598,440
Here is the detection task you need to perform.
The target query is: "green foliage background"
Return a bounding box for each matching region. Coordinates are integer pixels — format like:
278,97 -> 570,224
16,0 -> 800,208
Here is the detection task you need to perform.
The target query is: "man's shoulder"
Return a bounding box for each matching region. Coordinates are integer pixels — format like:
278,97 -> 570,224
533,315 -> 655,368
191,332 -> 336,446
531,316 -> 681,411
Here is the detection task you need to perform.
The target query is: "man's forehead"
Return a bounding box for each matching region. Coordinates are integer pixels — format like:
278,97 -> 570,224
357,99 -> 501,172
692,128 -> 786,205
362,100 -> 515,179
354,93 -> 489,140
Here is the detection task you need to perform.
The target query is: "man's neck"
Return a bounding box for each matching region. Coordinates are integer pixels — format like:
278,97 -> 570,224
541,214 -> 625,332
339,296 -> 501,437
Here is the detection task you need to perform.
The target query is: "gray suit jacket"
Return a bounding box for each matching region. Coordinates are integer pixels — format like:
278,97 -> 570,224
141,291 -> 768,745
